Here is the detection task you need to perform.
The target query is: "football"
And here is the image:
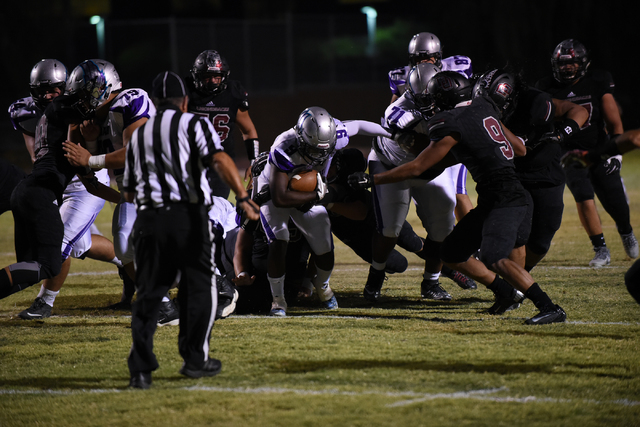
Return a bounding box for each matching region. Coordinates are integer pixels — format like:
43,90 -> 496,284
289,170 -> 318,192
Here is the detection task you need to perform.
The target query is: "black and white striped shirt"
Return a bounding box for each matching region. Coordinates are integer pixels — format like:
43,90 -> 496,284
123,105 -> 223,209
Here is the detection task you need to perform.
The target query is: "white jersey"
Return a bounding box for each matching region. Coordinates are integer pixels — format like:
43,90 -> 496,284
375,92 -> 430,167
257,118 -> 390,191
97,88 -> 155,188
388,55 -> 473,97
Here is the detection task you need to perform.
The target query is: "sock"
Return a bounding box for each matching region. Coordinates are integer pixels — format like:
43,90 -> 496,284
268,274 -> 286,303
110,257 -> 123,268
41,288 -> 59,307
524,283 -> 554,310
371,260 -> 386,271
589,233 -> 606,249
485,275 -> 514,299
423,271 -> 440,282
312,267 -> 334,301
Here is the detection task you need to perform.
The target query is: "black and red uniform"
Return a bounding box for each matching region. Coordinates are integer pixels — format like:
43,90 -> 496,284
427,96 -> 532,268
536,70 -> 633,236
186,77 -> 250,198
508,88 -> 564,266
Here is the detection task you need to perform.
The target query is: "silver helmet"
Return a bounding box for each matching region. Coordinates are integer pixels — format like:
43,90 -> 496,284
89,59 -> 122,96
29,59 -> 67,108
408,32 -> 442,67
407,62 -> 441,118
295,107 -> 337,166
65,60 -> 108,119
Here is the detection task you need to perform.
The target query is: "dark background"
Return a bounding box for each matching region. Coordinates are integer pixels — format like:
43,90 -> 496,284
1,0 -> 638,172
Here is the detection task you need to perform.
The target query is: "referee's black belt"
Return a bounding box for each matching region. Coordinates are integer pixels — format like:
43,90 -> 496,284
138,202 -> 210,213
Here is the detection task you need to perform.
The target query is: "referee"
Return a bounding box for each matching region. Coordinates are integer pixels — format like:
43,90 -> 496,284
123,71 -> 259,389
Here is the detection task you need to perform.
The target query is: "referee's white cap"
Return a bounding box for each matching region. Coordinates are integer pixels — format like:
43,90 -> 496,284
151,71 -> 187,99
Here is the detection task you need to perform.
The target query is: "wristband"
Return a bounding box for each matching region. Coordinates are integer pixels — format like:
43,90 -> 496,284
237,271 -> 249,279
88,154 -> 106,169
236,195 -> 251,204
559,118 -> 580,139
244,138 -> 260,160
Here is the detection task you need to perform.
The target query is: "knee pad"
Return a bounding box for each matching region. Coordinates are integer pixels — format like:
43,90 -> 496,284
385,250 -> 408,274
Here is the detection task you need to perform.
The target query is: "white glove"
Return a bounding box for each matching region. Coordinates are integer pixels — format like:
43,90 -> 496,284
315,172 -> 327,200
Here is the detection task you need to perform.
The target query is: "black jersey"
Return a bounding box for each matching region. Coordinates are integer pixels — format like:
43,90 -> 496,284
535,69 -> 614,150
427,96 -> 528,208
507,88 -> 564,187
32,95 -> 87,197
186,78 -> 250,158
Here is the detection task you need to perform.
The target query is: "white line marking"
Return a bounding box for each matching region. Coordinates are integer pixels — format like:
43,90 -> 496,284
5,386 -> 635,407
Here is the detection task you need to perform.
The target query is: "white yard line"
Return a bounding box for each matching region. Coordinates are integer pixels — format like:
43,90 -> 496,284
1,386 -> 638,407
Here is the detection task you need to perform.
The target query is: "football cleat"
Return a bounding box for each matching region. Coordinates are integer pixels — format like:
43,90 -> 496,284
270,298 -> 287,317
589,246 -> 610,268
487,289 -> 525,315
322,295 -> 338,310
621,232 -> 639,259
525,305 -> 566,325
363,267 -> 386,302
18,297 -> 52,320
420,279 -> 452,301
441,265 -> 477,290
157,299 -> 180,326
180,358 -> 222,379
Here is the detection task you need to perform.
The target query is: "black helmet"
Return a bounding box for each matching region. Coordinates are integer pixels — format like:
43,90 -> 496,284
472,69 -> 520,121
191,50 -> 230,95
427,71 -> 473,111
551,39 -> 590,84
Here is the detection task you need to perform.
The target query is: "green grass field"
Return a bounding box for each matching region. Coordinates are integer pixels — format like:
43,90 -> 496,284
1,152 -> 639,427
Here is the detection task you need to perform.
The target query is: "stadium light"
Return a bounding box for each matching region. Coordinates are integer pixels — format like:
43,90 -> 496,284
361,6 -> 377,57
90,15 -> 105,59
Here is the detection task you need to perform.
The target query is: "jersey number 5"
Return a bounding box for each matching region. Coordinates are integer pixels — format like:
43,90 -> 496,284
213,114 -> 231,141
483,117 -> 514,159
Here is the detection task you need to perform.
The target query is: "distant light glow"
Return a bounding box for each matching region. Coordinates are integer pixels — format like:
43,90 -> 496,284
90,15 -> 102,25
360,6 -> 377,19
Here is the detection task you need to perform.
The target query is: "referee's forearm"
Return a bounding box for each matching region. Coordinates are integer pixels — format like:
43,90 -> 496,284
210,152 -> 249,198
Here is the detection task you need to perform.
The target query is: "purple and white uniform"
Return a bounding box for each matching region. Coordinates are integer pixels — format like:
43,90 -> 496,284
96,88 -> 155,264
387,55 -> 472,198
369,92 -> 457,242
9,96 -> 110,260
255,119 -> 391,255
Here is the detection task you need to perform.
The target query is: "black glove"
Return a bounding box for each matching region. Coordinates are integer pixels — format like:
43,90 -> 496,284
252,185 -> 271,206
347,172 -> 373,190
603,156 -> 622,175
538,118 -> 580,145
296,201 -> 314,213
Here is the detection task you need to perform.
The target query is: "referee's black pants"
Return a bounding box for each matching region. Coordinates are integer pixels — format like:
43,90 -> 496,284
128,204 -> 218,376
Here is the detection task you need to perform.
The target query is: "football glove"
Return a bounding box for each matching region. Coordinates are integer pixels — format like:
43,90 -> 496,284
539,118 -> 580,145
603,155 -> 622,175
315,172 -> 327,201
347,172 -> 373,190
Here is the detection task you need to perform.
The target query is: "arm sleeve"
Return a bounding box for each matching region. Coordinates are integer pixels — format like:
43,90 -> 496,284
343,120 -> 392,138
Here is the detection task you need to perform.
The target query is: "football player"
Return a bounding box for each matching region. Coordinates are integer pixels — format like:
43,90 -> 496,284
186,50 -> 260,198
1,61 -> 120,301
535,39 -> 638,266
8,59 -> 123,319
350,71 -> 567,325
62,60 -> 162,316
253,106 -> 397,316
474,68 -> 588,271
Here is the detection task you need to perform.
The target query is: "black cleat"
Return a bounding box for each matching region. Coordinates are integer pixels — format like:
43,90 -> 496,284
216,274 -> 239,319
157,299 -> 180,326
441,266 -> 477,290
18,297 -> 52,320
525,305 -> 566,325
487,290 -> 525,315
363,267 -> 386,302
180,358 -> 222,378
421,279 -> 452,301
128,372 -> 152,389
106,300 -> 132,311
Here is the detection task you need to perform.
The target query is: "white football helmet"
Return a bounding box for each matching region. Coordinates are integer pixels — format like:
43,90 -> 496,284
90,59 -> 123,97
295,106 -> 337,166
